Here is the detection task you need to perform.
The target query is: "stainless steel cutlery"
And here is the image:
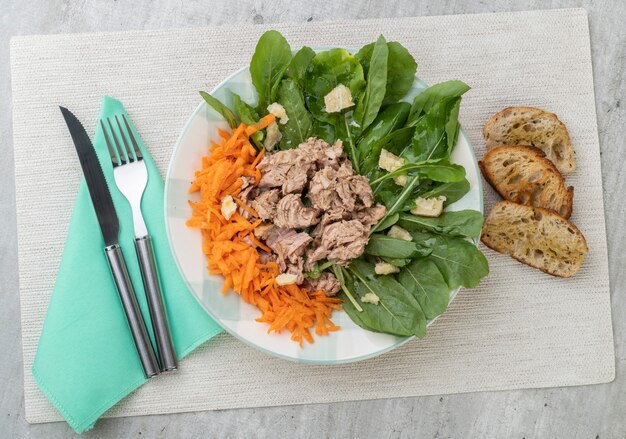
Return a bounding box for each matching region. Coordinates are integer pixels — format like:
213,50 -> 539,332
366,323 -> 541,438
60,107 -> 160,378
60,107 -> 177,377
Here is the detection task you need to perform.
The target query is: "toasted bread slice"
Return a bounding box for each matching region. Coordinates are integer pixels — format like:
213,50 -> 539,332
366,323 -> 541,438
481,201 -> 587,278
479,145 -> 574,218
483,107 -> 575,174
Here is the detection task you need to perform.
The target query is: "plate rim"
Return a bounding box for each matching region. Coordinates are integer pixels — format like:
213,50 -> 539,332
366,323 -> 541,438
164,65 -> 483,364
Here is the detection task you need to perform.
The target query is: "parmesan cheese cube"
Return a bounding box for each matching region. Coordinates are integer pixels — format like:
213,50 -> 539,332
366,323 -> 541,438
220,195 -> 237,220
360,292 -> 380,305
263,121 -> 282,151
393,175 -> 408,186
378,149 -> 407,186
275,273 -> 298,286
410,196 -> 446,217
267,102 -> 289,124
388,225 -> 413,241
374,261 -> 400,275
324,84 -> 354,113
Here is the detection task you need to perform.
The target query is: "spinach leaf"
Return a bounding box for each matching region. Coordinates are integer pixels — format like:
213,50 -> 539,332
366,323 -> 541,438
356,40 -> 417,105
310,119 -> 335,143
407,80 -> 470,126
381,257 -> 411,267
276,79 -> 313,149
250,30 -> 292,111
287,46 -> 315,85
303,48 -> 366,123
199,91 -> 238,129
409,96 -> 461,162
365,234 -> 431,259
231,92 -> 263,149
398,259 -> 449,320
411,231 -> 489,289
341,260 -> 426,337
398,210 -> 484,238
418,178 -> 470,206
354,35 -> 388,130
384,42 -> 418,104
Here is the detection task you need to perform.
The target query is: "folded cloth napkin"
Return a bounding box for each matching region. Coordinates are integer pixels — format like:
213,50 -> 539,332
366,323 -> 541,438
32,96 -> 223,433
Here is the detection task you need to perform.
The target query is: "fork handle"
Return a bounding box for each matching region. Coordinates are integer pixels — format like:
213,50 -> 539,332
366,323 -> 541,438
105,244 -> 160,378
134,235 -> 178,372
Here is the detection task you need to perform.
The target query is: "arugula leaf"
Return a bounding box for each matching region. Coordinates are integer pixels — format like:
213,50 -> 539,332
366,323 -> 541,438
341,260 -> 427,337
398,210 -> 484,238
371,175 -> 421,233
276,79 -> 313,149
287,46 -> 315,85
250,30 -> 292,111
354,35 -> 388,130
370,160 -> 466,187
411,231 -> 489,289
199,91 -> 238,129
303,48 -> 366,123
373,212 -> 400,231
398,259 -> 449,320
334,112 -> 362,171
409,96 -> 462,162
231,92 -> 263,149
361,125 -> 414,176
358,103 -> 410,169
407,80 -> 470,126
356,40 -> 417,105
365,234 -> 431,259
418,178 -> 470,206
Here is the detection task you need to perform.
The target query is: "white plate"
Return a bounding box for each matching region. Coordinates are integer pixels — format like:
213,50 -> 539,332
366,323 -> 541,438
164,65 -> 483,364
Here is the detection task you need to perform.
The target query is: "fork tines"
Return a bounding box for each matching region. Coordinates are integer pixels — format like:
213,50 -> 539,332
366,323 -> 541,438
101,115 -> 143,167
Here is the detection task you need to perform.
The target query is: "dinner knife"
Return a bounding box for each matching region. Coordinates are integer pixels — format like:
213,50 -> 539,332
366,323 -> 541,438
60,106 -> 160,378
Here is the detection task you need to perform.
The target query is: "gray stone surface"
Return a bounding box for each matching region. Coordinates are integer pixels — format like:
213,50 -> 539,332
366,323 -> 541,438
1,1 -> 624,438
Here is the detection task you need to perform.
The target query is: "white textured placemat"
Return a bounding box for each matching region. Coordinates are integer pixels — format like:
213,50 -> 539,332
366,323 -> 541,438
11,8 -> 614,424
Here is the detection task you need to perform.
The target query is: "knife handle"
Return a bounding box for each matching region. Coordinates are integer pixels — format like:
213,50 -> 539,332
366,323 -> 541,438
134,235 -> 178,372
105,244 -> 160,378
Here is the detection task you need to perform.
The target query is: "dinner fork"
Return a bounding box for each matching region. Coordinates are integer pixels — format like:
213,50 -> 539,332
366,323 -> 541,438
101,115 -> 178,372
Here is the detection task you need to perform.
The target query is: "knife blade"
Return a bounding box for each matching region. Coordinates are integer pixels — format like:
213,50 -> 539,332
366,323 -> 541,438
60,107 -> 119,247
60,107 -> 160,378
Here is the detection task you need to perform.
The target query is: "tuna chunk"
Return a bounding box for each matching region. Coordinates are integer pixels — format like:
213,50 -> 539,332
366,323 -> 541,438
353,204 -> 387,227
265,227 -> 312,271
285,258 -> 305,284
251,189 -> 280,220
303,272 -> 341,296
306,220 -> 368,267
273,194 -> 320,229
307,167 -> 340,211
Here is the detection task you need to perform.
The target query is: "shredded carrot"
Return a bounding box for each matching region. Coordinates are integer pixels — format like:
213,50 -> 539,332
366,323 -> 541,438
187,119 -> 341,346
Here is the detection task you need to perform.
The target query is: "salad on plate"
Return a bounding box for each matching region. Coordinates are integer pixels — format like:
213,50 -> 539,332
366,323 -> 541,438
186,30 -> 489,346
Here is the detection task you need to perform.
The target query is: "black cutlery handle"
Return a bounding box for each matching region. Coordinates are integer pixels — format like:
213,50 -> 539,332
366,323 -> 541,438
105,244 -> 160,378
135,235 -> 178,372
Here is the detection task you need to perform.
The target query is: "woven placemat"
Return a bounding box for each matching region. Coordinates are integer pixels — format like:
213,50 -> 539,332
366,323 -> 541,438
11,8 -> 614,424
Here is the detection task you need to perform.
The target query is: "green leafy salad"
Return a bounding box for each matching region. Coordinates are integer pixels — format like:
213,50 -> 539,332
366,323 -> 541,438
200,30 -> 489,339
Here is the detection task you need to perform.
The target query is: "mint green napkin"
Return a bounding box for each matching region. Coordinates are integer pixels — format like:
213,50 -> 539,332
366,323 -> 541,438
32,96 -> 223,433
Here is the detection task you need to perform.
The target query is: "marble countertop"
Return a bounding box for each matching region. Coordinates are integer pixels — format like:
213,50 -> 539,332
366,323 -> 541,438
1,1 -> 625,438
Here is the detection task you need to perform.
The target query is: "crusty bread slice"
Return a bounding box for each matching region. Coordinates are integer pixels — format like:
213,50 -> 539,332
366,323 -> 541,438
483,107 -> 575,174
479,145 -> 574,218
481,201 -> 587,277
